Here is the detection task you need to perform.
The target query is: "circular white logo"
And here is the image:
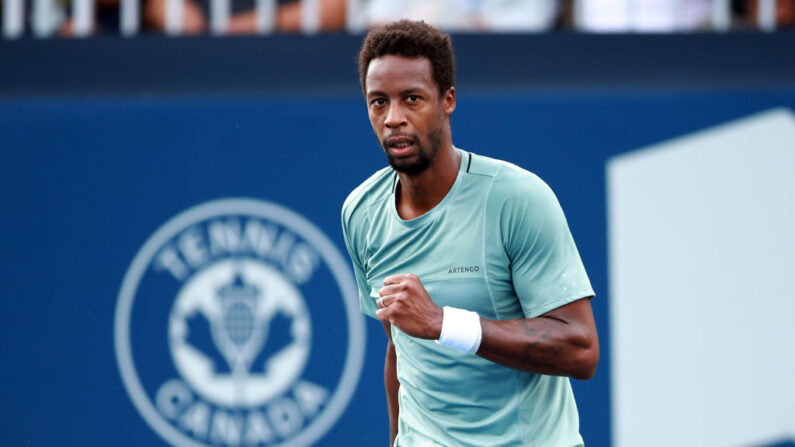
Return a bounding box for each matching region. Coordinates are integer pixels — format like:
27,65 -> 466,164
115,198 -> 364,447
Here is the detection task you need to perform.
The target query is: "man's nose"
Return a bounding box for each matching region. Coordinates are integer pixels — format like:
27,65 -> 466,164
384,103 -> 407,128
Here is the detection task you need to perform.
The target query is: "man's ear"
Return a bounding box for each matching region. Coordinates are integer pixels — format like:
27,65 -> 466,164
443,87 -> 456,115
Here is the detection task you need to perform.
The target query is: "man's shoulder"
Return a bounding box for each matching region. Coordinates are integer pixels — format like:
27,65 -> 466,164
467,151 -> 550,199
341,166 -> 394,224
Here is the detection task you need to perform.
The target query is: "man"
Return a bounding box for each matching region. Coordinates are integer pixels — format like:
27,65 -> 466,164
341,20 -> 599,447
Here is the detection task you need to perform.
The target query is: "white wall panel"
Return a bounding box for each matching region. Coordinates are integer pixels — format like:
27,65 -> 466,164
608,108 -> 795,447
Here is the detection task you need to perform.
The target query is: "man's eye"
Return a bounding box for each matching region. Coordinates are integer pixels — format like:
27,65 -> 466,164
407,95 -> 420,102
370,99 -> 386,106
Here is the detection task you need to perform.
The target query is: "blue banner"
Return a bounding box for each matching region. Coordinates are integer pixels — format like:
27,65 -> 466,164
2,90 -> 794,446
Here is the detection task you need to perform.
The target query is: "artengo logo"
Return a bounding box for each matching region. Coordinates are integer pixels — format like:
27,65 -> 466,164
115,198 -> 364,447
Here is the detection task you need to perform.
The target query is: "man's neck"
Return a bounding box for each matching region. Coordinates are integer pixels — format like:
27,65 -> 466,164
395,144 -> 461,220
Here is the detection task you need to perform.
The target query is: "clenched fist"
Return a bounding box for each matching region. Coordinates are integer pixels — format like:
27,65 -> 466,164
375,273 -> 443,340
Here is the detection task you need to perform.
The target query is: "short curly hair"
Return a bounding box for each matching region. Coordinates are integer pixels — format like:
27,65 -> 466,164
358,20 -> 455,98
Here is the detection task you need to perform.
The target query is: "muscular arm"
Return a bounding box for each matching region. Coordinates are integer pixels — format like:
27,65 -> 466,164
477,297 -> 598,380
376,274 -> 599,380
382,321 -> 399,446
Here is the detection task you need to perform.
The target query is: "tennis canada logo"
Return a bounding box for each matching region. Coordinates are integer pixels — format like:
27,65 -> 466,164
115,198 -> 364,447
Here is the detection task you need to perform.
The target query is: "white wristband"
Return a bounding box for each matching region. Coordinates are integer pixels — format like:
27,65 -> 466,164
435,306 -> 482,354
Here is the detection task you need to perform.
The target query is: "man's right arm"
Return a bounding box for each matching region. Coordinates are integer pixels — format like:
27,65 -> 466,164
382,321 -> 399,446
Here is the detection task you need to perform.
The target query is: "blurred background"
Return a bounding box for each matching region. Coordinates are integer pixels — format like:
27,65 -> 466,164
1,1 -> 794,447
2,0 -> 795,36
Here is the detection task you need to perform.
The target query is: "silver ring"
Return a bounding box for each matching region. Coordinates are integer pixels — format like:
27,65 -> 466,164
378,297 -> 384,308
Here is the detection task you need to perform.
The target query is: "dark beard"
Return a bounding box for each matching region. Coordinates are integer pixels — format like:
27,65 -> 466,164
381,128 -> 443,175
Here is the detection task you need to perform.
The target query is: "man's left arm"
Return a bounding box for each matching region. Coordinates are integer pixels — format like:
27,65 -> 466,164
476,297 -> 598,380
375,275 -> 598,380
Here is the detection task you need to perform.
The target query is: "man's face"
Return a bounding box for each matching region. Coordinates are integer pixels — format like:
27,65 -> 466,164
365,55 -> 455,174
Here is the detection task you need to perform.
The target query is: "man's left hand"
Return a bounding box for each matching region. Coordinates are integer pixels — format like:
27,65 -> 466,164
375,274 -> 443,340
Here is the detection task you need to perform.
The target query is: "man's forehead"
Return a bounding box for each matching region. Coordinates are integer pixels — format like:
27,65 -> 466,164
366,55 -> 435,93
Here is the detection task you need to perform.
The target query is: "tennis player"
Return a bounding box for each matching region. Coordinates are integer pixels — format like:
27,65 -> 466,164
341,20 -> 599,447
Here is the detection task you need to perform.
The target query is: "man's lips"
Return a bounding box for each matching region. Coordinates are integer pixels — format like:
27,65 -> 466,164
386,136 -> 415,156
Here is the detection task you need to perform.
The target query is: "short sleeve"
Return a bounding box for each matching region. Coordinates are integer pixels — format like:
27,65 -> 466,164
341,201 -> 378,319
498,171 -> 594,318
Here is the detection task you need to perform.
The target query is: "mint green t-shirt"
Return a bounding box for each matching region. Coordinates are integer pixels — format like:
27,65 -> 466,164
341,150 -> 594,447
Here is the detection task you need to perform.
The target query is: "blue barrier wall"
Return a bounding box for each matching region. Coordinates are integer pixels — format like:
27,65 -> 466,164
2,34 -> 794,447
